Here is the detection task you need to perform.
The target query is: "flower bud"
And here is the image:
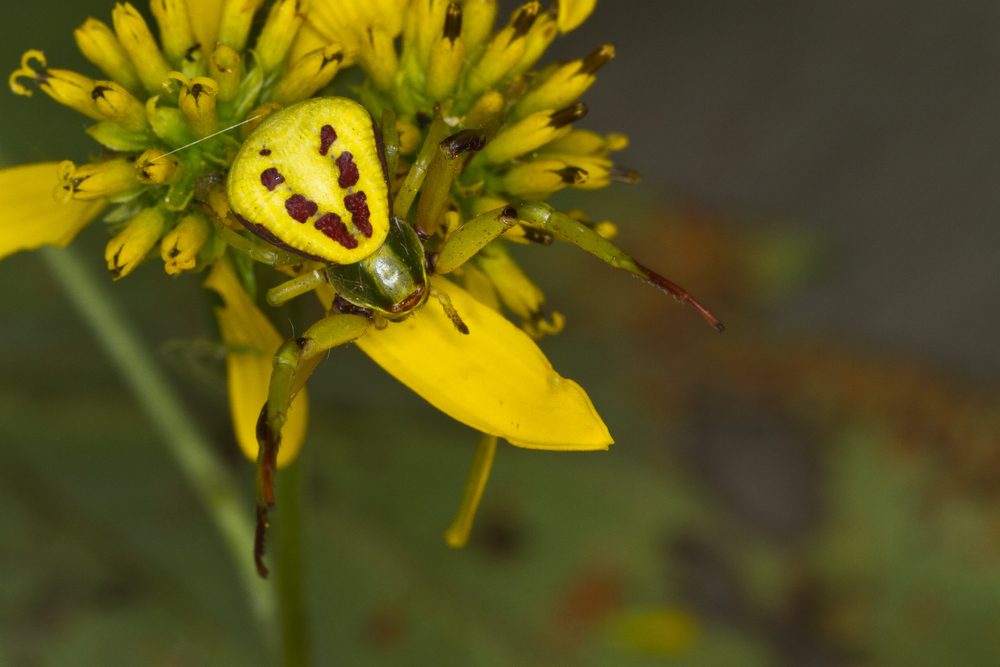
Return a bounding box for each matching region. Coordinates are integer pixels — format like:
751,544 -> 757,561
360,27 -> 400,91
396,118 -> 421,155
136,148 -> 181,185
271,44 -> 344,105
167,72 -> 219,137
150,0 -> 197,65
161,211 -> 211,274
515,44 -> 614,117
461,0 -> 497,55
511,9 -> 557,76
477,244 -> 564,338
218,0 -> 265,51
464,2 -> 540,97
90,80 -> 148,132
557,0 -> 596,32
208,45 -> 242,102
426,4 -> 465,101
9,51 -> 104,121
255,0 -> 307,74
464,90 -> 505,128
112,2 -> 172,94
105,207 -> 168,279
74,18 -> 142,91
498,159 -> 588,197
541,128 -> 627,156
479,103 -> 586,164
56,158 -> 141,202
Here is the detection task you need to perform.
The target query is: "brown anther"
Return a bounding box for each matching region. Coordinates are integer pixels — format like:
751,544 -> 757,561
555,166 -> 589,184
444,3 -> 463,42
549,102 -> 588,128
579,44 -> 616,76
512,2 -> 541,37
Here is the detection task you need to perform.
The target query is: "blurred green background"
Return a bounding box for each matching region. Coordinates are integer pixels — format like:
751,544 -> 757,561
2,1 -> 1000,665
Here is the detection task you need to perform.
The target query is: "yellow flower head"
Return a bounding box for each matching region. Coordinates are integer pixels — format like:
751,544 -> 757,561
3,0 -> 722,575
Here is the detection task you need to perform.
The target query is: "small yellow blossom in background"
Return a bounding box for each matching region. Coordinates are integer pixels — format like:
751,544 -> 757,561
2,0 -> 721,575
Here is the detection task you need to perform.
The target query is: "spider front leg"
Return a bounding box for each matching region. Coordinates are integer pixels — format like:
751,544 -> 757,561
515,201 -> 725,331
255,312 -> 370,576
433,202 -> 721,330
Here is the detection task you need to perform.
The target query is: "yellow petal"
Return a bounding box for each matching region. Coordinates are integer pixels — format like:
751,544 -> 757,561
0,162 -> 105,260
189,0 -> 226,52
557,0 -> 597,32
204,259 -> 308,467
357,277 -> 612,450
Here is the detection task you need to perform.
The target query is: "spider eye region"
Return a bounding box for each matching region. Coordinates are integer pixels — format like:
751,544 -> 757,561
227,97 -> 390,264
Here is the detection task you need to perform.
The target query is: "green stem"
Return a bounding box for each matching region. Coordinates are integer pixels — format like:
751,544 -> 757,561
275,461 -> 309,667
41,246 -> 278,659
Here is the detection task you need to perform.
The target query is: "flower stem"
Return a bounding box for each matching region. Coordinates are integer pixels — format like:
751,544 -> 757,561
275,460 -> 310,667
41,246 -> 278,659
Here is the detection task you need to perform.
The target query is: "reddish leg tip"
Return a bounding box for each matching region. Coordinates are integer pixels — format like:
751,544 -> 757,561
637,262 -> 724,332
254,508 -> 270,578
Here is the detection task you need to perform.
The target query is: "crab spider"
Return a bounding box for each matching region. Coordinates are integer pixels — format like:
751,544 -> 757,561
219,98 -> 720,575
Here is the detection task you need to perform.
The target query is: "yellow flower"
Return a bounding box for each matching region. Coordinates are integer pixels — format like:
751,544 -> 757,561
2,0 -> 720,575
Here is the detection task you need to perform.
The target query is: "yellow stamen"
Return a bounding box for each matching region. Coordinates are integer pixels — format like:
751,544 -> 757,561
105,207 -> 168,280
112,2 -> 172,94
74,18 -> 142,92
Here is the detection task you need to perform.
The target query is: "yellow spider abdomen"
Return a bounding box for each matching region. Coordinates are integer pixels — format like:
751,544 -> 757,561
227,97 -> 390,264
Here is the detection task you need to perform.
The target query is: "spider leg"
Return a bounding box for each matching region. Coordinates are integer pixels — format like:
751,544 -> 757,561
254,312 -> 369,576
514,201 -> 725,332
433,205 -> 518,275
265,269 -> 328,307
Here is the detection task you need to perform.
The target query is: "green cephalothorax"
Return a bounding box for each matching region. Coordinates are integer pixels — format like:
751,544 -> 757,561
326,216 -> 428,317
227,97 -> 390,265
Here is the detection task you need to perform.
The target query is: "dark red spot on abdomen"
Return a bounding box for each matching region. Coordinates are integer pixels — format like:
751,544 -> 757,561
344,191 -> 373,237
319,125 -> 337,156
261,168 -> 284,191
336,151 -> 360,188
259,148 -> 271,156
285,194 -> 318,222
315,212 -> 358,249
